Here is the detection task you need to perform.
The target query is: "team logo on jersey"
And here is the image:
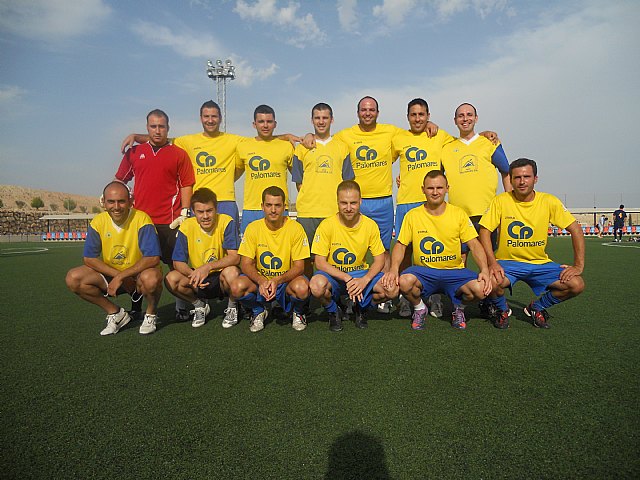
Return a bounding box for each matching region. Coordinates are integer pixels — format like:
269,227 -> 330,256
249,156 -> 271,171
110,245 -> 128,266
196,151 -> 217,167
419,236 -> 444,255
332,247 -> 356,265
315,155 -> 333,174
507,221 -> 533,239
355,145 -> 378,161
459,154 -> 478,173
406,147 -> 428,162
204,249 -> 218,264
259,251 -> 283,270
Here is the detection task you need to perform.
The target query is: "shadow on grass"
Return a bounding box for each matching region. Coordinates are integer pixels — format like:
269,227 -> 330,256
325,430 -> 391,480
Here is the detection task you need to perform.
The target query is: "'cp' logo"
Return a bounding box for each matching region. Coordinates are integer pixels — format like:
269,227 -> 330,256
507,221 -> 534,239
420,236 -> 444,255
332,248 -> 356,265
406,147 -> 427,162
260,251 -> 282,269
355,145 -> 378,161
249,156 -> 271,171
196,151 -> 216,167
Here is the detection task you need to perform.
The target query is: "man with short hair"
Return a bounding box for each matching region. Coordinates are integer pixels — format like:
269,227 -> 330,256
65,181 -> 163,335
115,109 -> 196,321
164,188 -> 241,328
292,102 -> 354,276
613,205 -> 627,242
479,158 -> 585,329
310,180 -> 394,332
381,171 -> 492,331
230,186 -> 310,332
237,105 -> 294,234
598,214 -> 607,238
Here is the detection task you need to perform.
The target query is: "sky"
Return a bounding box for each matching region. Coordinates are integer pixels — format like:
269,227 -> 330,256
1,0 -> 639,209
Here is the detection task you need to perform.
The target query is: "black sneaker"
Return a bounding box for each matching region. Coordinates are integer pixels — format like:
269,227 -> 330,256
328,306 -> 343,332
524,303 -> 551,329
354,304 -> 368,329
479,300 -> 498,319
493,308 -> 512,330
175,309 -> 191,322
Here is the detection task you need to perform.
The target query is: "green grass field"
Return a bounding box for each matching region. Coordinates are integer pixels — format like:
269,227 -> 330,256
1,238 -> 638,479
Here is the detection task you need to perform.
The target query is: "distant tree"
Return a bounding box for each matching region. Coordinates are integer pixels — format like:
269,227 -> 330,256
0,198 -> 3,208
50,203 -> 58,211
79,205 -> 88,213
15,200 -> 26,209
31,197 -> 45,210
91,206 -> 101,213
63,198 -> 77,212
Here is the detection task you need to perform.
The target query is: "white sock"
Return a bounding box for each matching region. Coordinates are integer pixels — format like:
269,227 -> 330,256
193,299 -> 206,308
415,300 -> 426,311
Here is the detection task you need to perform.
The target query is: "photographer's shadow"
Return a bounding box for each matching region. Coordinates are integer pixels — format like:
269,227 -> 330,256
325,430 -> 391,480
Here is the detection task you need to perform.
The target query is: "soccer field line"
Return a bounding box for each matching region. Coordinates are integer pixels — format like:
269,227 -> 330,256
601,242 -> 640,249
0,247 -> 49,255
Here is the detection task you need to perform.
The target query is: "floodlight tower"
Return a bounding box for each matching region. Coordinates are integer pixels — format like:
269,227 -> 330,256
206,59 -> 236,132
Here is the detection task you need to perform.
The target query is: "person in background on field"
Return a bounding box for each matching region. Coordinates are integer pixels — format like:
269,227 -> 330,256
613,205 -> 627,242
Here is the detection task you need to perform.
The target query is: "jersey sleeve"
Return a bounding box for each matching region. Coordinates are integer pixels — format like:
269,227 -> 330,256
491,144 -> 509,174
549,197 -> 577,229
290,223 -> 310,261
479,197 -> 501,232
341,153 -> 354,180
83,224 -> 102,258
172,230 -> 189,262
368,221 -> 385,257
310,219 -> 331,257
291,147 -> 304,183
138,224 -> 161,257
458,213 -> 479,244
397,212 -> 413,246
222,220 -> 240,250
238,223 -> 257,259
176,148 -> 196,187
115,149 -> 135,183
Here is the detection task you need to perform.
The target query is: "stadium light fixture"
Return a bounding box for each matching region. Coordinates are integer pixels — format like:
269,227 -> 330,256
206,58 -> 236,132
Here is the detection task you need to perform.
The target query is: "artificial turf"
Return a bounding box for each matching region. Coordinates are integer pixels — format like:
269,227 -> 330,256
1,238 -> 638,479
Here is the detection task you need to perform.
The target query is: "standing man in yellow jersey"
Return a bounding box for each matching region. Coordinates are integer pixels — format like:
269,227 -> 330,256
237,105 -> 294,234
164,188 -> 241,329
310,180 -> 395,332
479,158 -> 585,329
292,102 -> 354,276
65,181 -> 163,336
382,171 -> 492,330
230,186 -> 310,333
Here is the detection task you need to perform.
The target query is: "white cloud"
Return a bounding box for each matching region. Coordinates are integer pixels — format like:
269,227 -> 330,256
234,0 -> 327,48
131,21 -> 278,86
0,0 -> 111,39
0,85 -> 27,104
372,0 -> 417,27
285,73 -> 302,85
337,0 -> 358,31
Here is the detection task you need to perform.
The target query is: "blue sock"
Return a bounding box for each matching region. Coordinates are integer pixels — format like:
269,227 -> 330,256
324,300 -> 337,314
532,291 -> 562,311
238,293 -> 263,315
491,295 -> 508,311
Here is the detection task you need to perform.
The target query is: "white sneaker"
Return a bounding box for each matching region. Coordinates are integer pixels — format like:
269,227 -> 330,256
292,311 -> 307,331
398,296 -> 412,318
377,300 -> 391,314
222,306 -> 238,328
139,313 -> 157,335
249,309 -> 268,333
428,294 -> 443,318
100,308 -> 131,336
191,303 -> 210,328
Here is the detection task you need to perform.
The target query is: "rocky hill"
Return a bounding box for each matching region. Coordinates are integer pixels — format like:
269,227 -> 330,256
0,185 -> 100,213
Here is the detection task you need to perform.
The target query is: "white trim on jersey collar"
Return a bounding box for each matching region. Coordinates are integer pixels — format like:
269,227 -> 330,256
459,133 -> 480,145
315,136 -> 333,146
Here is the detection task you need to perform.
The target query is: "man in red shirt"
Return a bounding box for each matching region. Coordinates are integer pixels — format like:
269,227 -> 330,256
116,109 -> 196,320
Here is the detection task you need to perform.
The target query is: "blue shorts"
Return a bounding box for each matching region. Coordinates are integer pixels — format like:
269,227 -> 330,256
499,260 -> 564,296
241,209 -> 289,234
217,201 -> 240,226
195,272 -> 225,300
361,196 -> 393,249
394,202 -> 423,239
401,266 -> 478,302
462,215 -> 497,254
241,274 -> 308,313
313,269 -> 383,310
